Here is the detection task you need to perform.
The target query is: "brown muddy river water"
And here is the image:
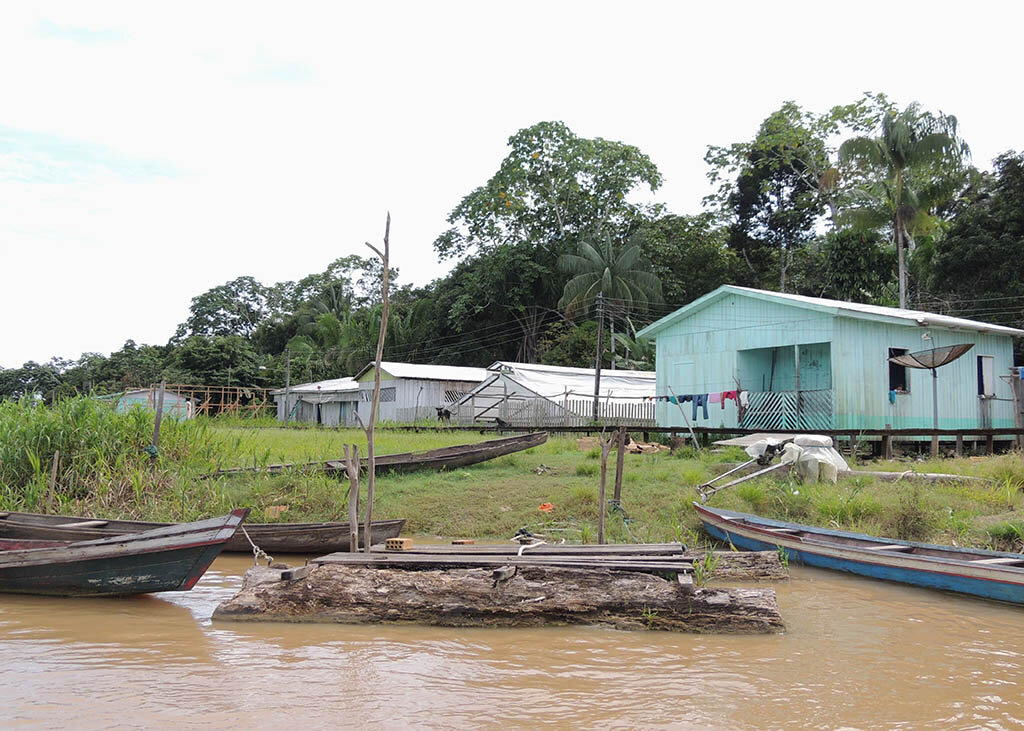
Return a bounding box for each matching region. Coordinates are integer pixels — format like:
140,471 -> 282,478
2,553 -> 1022,729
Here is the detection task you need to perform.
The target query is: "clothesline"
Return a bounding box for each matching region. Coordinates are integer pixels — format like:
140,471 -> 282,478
651,390 -> 751,421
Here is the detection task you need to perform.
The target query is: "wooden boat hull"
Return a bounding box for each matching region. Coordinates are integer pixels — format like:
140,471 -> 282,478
0,513 -> 405,554
694,503 -> 1024,605
214,431 -> 549,478
0,509 -> 247,597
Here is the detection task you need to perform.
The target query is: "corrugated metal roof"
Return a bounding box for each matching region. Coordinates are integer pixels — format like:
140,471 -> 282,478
270,377 -> 358,395
638,285 -> 1024,338
353,361 -> 489,383
481,362 -> 655,400
489,361 -> 657,380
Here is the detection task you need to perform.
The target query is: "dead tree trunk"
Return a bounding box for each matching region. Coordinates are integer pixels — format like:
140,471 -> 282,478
362,214 -> 391,551
214,565 -> 784,634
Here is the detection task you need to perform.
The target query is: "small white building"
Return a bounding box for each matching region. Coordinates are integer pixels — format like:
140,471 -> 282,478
351,361 -> 488,424
271,377 -> 359,426
452,361 -> 657,426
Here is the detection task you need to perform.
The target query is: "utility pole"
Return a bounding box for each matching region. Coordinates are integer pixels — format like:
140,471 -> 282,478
284,348 -> 291,423
593,292 -> 604,423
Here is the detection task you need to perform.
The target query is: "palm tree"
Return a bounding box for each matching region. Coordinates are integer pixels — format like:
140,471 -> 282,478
839,103 -> 969,308
558,233 -> 662,368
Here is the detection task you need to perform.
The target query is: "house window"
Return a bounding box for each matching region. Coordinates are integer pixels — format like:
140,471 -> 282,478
888,348 -> 909,393
977,355 -> 994,397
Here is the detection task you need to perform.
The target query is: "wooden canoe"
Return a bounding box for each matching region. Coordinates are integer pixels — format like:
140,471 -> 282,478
695,502 -> 1024,605
0,512 -> 405,554
211,431 -> 548,477
0,509 -> 248,597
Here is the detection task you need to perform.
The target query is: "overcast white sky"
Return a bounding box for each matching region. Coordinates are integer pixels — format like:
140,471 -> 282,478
1,1 -> 1020,368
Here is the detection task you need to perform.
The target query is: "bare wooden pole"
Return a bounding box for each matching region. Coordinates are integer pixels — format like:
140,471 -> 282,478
362,213 -> 391,552
612,425 -> 626,503
150,380 -> 166,467
598,431 -> 613,544
592,293 -> 604,423
344,444 -> 360,552
45,450 -> 59,514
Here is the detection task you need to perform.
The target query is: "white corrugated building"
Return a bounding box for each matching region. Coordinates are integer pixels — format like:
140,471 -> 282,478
351,361 -> 488,424
452,361 -> 657,426
271,377 -> 359,426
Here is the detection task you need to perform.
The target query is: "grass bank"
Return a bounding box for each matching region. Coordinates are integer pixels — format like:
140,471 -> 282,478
2,398 -> 1024,551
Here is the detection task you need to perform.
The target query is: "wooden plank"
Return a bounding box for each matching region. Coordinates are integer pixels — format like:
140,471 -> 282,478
316,554 -> 695,574
367,542 -> 691,556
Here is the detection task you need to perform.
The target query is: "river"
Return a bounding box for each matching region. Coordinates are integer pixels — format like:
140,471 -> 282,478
2,554 -> 1022,729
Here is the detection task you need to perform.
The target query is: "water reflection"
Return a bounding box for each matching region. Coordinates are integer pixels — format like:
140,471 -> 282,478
1,554 -> 1022,728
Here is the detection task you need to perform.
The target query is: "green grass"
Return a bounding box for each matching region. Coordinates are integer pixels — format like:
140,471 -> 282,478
4,397 -> 1024,549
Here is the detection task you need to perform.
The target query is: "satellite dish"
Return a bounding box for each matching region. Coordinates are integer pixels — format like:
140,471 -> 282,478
888,344 -> 974,370
887,343 -> 974,457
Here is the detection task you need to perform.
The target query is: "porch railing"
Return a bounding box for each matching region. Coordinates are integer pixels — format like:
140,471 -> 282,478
740,389 -> 833,431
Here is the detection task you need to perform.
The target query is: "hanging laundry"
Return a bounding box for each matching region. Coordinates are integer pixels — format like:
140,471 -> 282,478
668,395 -> 679,405
693,393 -> 709,420
708,392 -> 722,404
738,391 -> 749,408
721,390 -> 739,409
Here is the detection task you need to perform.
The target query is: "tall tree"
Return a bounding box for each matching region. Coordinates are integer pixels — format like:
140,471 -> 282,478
705,96 -> 889,291
839,102 -> 970,307
631,213 -> 738,308
926,151 -> 1024,329
434,121 -> 663,360
557,233 -> 662,365
175,276 -> 272,339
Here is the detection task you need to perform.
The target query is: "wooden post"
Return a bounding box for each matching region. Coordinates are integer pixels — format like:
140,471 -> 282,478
613,426 -> 626,503
955,433 -> 964,457
150,380 -> 166,467
45,450 -> 59,514
1011,369 -> 1024,449
849,435 -> 857,462
344,445 -> 360,552
987,434 -> 995,455
882,424 -> 893,460
592,292 -> 604,423
598,432 -> 613,544
284,349 -> 291,423
363,214 -> 391,552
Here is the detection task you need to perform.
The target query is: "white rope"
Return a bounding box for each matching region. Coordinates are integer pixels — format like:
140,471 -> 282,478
240,524 -> 274,566
517,540 -> 547,556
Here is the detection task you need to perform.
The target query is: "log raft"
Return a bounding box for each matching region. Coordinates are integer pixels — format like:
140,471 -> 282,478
213,563 -> 785,634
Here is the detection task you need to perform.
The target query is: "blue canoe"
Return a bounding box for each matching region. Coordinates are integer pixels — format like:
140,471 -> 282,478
694,503 -> 1024,605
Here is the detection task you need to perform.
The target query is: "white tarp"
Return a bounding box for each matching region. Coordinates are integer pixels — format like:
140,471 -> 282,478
744,434 -> 849,483
780,435 -> 850,483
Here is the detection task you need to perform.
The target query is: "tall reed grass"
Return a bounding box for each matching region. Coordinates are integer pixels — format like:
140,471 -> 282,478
0,397 -> 217,515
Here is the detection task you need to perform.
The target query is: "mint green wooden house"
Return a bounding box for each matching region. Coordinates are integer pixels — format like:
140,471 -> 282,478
637,286 -> 1022,442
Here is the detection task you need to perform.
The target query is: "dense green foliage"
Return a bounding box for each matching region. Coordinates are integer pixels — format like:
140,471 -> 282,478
2,102 -> 1020,400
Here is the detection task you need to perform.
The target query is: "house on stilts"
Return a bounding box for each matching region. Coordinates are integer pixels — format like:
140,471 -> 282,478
636,286 -> 1024,448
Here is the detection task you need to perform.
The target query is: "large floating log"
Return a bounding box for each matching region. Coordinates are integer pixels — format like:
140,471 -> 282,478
322,549 -> 788,581
213,564 -> 784,634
